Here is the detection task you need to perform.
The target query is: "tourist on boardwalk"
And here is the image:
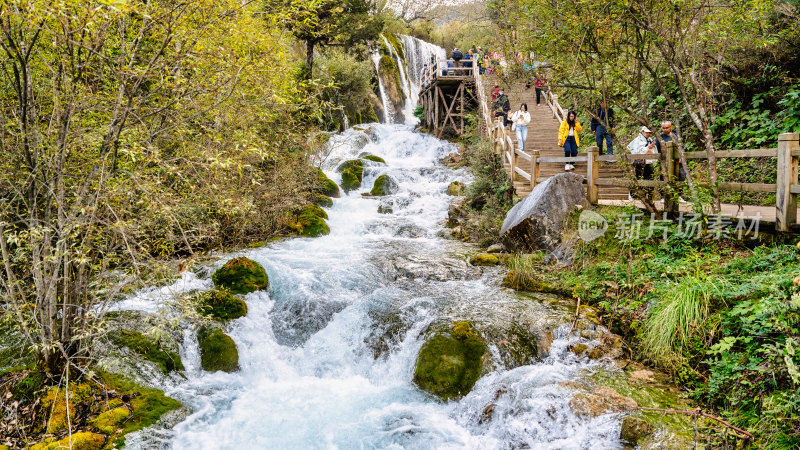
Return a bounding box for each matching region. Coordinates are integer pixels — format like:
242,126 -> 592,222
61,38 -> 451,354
558,110 -> 582,171
476,46 -> 484,74
655,121 -> 686,182
534,75 -> 545,106
590,100 -> 615,155
491,84 -> 501,99
493,88 -> 511,127
511,103 -> 531,151
628,126 -> 657,180
452,47 -> 463,68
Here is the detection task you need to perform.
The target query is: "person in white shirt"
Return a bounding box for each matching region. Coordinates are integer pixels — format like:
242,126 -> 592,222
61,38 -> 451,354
510,103 -> 531,151
627,126 -> 657,180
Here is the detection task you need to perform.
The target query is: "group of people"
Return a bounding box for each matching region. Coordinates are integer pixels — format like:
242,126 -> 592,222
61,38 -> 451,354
450,46 -> 486,75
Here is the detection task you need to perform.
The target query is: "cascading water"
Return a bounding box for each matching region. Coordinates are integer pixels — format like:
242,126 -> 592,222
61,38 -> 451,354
111,37 -> 687,450
370,51 -> 394,125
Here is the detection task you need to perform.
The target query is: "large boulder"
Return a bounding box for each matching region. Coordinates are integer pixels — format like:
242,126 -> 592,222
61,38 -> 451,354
500,172 -> 586,252
315,168 -> 340,198
338,160 -> 364,193
447,181 -> 466,196
212,257 -> 269,294
197,327 -> 239,373
568,386 -> 637,418
620,416 -> 653,444
370,174 -> 399,196
413,321 -> 487,400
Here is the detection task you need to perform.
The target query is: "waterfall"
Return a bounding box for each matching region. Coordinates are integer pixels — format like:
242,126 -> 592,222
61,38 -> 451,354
370,51 -> 394,125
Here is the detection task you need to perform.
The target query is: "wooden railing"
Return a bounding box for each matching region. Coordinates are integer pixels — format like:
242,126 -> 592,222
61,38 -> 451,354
421,59 -> 478,89
543,88 -> 565,123
487,118 -> 800,231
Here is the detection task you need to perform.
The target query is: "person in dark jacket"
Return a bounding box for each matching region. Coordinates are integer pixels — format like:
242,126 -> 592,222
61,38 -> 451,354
655,121 -> 687,182
493,88 -> 511,127
452,48 -> 463,68
590,101 -> 615,155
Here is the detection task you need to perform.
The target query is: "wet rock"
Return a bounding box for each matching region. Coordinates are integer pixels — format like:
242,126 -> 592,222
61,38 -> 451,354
212,257 -> 269,294
341,165 -> 363,192
315,168 -> 340,198
447,181 -> 466,196
569,386 -> 638,418
371,174 -> 399,196
620,417 -> 653,444
413,321 -> 487,400
377,203 -> 393,214
500,172 -> 586,252
378,55 -> 405,123
289,204 -> 330,237
447,202 -> 468,228
395,224 -> 426,238
364,124 -> 380,142
359,153 -> 386,164
570,343 -> 588,355
469,254 -> 500,266
486,243 -> 507,254
107,329 -> 184,374
195,289 -> 247,321
271,299 -> 349,347
197,326 -> 239,373
559,381 -> 585,390
368,95 -> 385,124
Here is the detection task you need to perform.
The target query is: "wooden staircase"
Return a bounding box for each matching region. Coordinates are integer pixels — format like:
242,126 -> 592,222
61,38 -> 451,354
487,78 -> 628,200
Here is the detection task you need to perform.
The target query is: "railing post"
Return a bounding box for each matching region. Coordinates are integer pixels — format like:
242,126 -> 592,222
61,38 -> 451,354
551,94 -> 558,120
532,150 -> 540,187
776,132 -> 800,231
511,146 -> 518,182
663,141 -> 679,218
587,146 -> 599,204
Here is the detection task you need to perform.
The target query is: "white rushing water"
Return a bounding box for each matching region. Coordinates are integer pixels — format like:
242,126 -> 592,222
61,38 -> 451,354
371,51 -> 394,125
118,123 -> 624,450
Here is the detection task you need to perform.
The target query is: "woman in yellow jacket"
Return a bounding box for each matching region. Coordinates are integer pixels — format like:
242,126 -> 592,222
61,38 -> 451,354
558,110 -> 582,171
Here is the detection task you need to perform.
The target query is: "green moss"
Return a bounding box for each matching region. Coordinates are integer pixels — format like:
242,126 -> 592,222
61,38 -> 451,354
196,290 -> 247,321
316,168 -> 340,198
98,370 -> 182,436
211,257 -> 269,294
378,55 -> 403,95
290,204 -> 330,237
341,166 -> 363,192
311,193 -> 333,208
91,406 -> 130,434
370,174 -> 396,196
336,159 -> 364,173
107,329 -> 184,374
197,326 -> 239,373
413,322 -> 487,400
16,369 -> 45,398
383,33 -> 406,61
361,154 -> 386,164
40,383 -> 94,434
447,181 -> 466,196
56,432 -> 106,450
469,254 -> 500,266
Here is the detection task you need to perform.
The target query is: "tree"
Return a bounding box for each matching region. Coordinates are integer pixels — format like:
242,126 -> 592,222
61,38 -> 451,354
268,0 -> 384,77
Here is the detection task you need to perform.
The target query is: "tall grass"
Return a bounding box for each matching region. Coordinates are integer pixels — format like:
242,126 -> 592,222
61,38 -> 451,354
642,276 -> 719,366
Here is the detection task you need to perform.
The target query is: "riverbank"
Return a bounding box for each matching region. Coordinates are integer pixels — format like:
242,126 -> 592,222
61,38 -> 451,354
485,202 -> 800,447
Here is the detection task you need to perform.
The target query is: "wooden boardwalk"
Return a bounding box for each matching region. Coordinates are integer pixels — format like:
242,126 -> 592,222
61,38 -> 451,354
485,77 -> 627,200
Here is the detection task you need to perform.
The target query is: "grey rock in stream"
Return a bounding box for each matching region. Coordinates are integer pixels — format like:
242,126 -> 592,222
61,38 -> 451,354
500,172 -> 586,252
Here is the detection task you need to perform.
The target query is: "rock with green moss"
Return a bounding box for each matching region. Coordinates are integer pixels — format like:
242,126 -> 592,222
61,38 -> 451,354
316,168 -> 340,198
31,432 -> 106,450
196,290 -> 247,321
91,406 -> 130,434
413,321 -> 487,400
312,193 -> 333,208
370,174 -> 399,196
469,254 -> 500,266
97,371 -> 181,436
337,159 -> 364,173
212,257 -> 269,294
360,154 -> 386,164
108,329 -> 184,374
290,204 -> 330,237
620,416 -> 653,444
40,383 -> 94,434
198,326 -> 239,373
447,181 -> 466,196
341,166 -> 363,192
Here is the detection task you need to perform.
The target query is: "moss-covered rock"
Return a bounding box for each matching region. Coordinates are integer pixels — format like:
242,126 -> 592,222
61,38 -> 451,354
378,55 -> 405,116
91,406 -> 130,434
361,154 -> 386,164
413,321 -> 487,400
447,181 -> 466,196
289,204 -> 330,237
570,343 -> 588,355
98,371 -> 181,436
620,416 -> 653,444
383,33 -> 406,61
32,432 -> 106,450
316,168 -> 340,198
108,329 -> 184,374
198,327 -> 239,373
469,254 -> 500,266
40,383 -> 94,434
196,290 -> 247,321
336,159 -> 364,173
341,166 -> 363,192
212,257 -> 269,294
312,193 -> 334,208
370,174 -> 399,196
